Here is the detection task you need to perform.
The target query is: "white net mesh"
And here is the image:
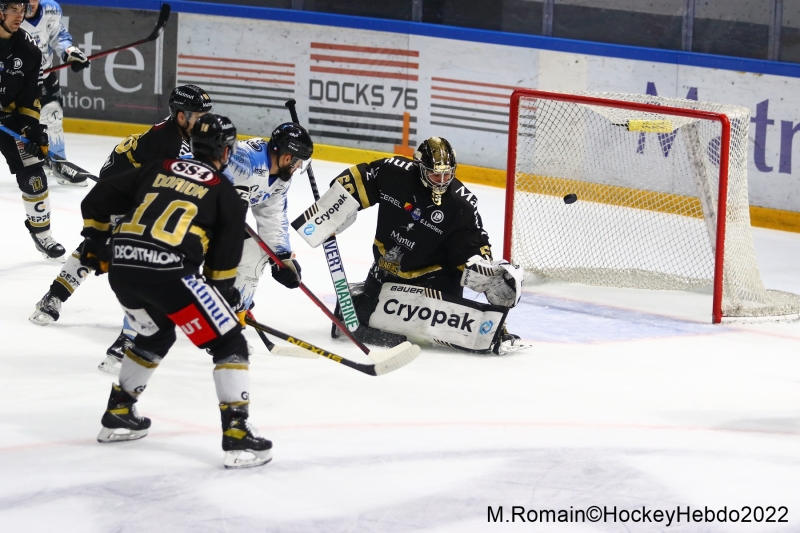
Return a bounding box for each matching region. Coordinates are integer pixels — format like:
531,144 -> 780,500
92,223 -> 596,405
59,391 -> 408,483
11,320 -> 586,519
510,91 -> 800,321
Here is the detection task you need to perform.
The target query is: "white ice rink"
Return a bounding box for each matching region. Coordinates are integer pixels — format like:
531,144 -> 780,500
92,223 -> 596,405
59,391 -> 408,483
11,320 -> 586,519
1,133 -> 800,532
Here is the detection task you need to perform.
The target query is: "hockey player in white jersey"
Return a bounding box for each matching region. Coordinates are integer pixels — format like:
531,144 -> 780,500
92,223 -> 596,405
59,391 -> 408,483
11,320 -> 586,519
22,0 -> 89,186
226,123 -> 314,312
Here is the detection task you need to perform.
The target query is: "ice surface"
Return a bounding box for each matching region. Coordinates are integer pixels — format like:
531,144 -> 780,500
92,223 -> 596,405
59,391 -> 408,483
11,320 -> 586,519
1,133 -> 799,532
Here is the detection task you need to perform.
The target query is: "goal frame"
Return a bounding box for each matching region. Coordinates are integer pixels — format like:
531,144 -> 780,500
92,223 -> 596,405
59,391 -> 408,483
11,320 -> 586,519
503,89 -> 732,324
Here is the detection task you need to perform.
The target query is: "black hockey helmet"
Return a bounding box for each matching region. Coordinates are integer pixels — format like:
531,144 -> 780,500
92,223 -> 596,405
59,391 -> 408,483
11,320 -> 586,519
0,2 -> 33,20
414,137 -> 457,204
190,114 -> 237,161
268,122 -> 313,161
169,85 -> 212,119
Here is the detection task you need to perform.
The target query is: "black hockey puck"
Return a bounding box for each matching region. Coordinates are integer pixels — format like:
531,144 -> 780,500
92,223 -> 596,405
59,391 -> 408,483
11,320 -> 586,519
563,193 -> 578,204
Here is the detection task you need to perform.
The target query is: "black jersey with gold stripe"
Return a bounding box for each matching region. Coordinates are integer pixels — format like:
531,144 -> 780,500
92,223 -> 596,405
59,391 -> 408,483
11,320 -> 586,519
332,156 -> 492,280
99,116 -> 189,179
82,158 -> 247,284
0,29 -> 43,131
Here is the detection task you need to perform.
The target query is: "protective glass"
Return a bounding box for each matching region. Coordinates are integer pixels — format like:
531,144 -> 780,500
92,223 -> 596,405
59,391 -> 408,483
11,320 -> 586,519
289,156 -> 312,175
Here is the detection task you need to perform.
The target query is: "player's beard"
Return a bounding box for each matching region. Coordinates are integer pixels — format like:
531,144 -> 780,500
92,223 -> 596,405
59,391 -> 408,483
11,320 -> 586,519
276,162 -> 294,181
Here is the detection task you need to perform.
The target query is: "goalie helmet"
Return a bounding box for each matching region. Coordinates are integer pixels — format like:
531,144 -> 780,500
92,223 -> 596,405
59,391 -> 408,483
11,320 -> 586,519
190,114 -> 237,162
169,85 -> 212,119
414,137 -> 456,206
268,122 -> 314,161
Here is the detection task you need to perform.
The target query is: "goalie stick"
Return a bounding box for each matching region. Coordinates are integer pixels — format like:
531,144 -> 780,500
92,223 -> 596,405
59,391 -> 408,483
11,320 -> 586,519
44,5 -> 171,74
0,124 -> 99,182
245,224 -> 373,355
284,99 -> 360,332
245,316 -> 420,376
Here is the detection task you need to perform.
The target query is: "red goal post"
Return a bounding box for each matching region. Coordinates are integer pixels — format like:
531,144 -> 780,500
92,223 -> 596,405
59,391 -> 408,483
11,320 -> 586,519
503,89 -> 800,324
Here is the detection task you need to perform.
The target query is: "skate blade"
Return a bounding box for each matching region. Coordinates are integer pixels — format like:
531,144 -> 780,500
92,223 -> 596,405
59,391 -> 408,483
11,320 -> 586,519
98,355 -> 121,376
97,426 -> 148,443
223,449 -> 273,469
56,177 -> 88,187
29,309 -> 56,326
41,252 -> 67,264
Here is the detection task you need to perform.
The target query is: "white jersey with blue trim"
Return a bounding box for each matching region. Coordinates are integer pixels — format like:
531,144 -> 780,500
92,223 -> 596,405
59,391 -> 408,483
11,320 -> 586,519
21,0 -> 73,71
224,138 -> 292,255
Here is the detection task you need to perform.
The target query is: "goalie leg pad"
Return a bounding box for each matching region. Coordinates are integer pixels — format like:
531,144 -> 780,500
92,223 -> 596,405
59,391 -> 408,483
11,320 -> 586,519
369,282 -> 509,352
291,180 -> 360,248
460,255 -> 524,308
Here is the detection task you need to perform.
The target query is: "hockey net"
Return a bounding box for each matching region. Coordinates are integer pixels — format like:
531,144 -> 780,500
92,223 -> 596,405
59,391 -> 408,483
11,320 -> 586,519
504,89 -> 800,323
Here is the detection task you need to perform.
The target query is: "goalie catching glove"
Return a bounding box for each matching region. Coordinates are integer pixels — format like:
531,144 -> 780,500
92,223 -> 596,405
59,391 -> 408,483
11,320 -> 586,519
460,255 -> 524,308
271,251 -> 302,289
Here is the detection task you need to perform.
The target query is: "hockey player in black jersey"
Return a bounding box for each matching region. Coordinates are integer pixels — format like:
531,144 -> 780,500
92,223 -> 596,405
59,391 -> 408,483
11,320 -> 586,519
100,84 -> 212,178
80,114 -> 272,469
294,137 -> 526,354
30,85 -> 213,365
0,1 -> 66,262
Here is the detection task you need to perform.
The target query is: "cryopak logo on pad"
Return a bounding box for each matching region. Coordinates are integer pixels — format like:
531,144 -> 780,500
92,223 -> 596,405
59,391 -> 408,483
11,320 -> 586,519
304,223 -> 316,235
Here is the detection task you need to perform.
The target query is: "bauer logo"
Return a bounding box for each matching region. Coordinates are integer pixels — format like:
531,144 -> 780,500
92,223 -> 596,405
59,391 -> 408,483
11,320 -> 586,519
479,320 -> 494,335
304,223 -> 316,235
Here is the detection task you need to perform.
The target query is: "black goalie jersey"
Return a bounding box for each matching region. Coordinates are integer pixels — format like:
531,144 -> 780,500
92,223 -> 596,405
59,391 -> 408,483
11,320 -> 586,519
332,156 -> 492,281
81,158 -> 247,284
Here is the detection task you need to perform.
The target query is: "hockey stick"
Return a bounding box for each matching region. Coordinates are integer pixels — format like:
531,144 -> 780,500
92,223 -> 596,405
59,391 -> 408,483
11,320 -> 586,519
284,98 -> 360,332
244,224 -> 372,356
246,312 -> 318,359
245,316 -> 420,376
0,124 -> 99,182
44,4 -> 171,74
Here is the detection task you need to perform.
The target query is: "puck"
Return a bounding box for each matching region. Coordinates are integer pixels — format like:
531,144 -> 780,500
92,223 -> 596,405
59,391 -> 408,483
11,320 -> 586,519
563,193 -> 578,204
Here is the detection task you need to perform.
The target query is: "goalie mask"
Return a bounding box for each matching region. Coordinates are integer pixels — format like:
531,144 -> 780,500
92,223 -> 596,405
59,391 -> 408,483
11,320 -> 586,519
414,137 -> 456,206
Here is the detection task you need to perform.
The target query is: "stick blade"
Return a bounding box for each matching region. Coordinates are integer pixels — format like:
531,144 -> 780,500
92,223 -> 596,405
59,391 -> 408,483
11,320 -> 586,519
370,342 -> 421,376
149,4 -> 171,41
269,345 -> 319,359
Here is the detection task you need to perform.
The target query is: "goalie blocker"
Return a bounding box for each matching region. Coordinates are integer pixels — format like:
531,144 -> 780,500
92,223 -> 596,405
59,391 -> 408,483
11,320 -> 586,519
292,181 -> 360,248
369,283 -> 509,353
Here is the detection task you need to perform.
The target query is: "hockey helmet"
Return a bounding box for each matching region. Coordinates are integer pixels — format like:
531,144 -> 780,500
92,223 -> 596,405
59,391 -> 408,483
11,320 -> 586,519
0,2 -> 34,18
414,137 -> 456,204
169,85 -> 212,119
268,122 -> 314,164
190,114 -> 237,161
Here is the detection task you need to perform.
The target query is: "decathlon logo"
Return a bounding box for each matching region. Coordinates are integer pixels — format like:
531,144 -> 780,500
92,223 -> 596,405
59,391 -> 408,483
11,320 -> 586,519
479,320 -> 494,335
382,299 -> 475,332
431,210 -> 444,223
304,223 -> 316,235
112,239 -> 184,270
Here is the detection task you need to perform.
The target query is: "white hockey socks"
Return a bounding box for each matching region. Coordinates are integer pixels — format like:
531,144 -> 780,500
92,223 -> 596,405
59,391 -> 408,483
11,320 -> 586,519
234,238 -> 269,310
214,357 -> 250,406
53,247 -> 89,297
22,190 -> 51,232
41,100 -> 66,159
119,348 -> 163,398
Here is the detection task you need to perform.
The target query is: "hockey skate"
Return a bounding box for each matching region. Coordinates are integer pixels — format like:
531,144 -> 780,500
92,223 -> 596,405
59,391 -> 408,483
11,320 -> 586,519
220,403 -> 272,469
98,332 -> 134,375
29,291 -> 62,325
29,230 -> 66,263
491,326 -> 531,355
97,384 -> 151,443
47,155 -> 89,187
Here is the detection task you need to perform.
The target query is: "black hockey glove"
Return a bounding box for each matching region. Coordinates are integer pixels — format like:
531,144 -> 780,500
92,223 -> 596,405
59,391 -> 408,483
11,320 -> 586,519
21,124 -> 49,159
271,251 -> 302,289
210,280 -> 247,327
79,237 -> 110,275
62,46 -> 90,72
